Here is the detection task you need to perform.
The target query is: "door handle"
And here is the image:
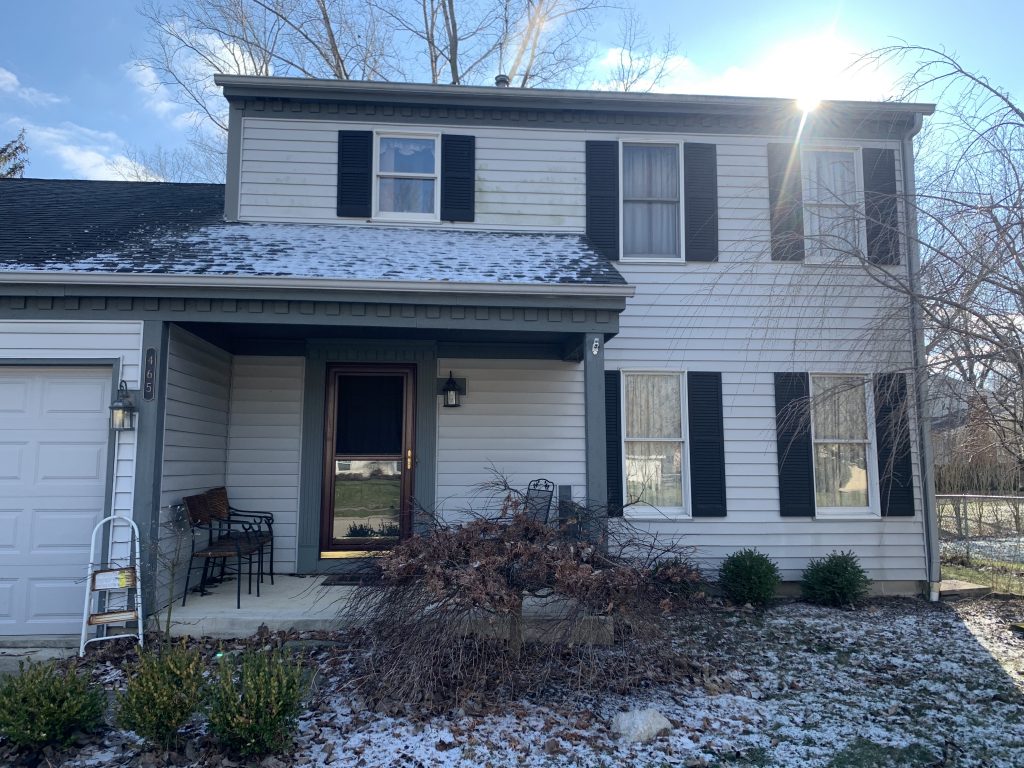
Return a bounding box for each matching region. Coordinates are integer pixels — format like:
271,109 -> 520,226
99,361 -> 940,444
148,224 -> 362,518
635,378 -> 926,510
406,449 -> 413,470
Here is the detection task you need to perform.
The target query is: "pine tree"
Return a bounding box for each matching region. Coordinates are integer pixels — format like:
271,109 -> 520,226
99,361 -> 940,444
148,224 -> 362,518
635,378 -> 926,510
0,130 -> 28,178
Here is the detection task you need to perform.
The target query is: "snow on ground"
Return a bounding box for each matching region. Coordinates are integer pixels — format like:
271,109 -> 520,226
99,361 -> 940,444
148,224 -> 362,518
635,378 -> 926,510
37,598 -> 1024,767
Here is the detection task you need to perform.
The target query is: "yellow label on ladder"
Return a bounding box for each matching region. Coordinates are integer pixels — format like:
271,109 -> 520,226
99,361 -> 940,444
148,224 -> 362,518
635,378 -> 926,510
92,568 -> 136,591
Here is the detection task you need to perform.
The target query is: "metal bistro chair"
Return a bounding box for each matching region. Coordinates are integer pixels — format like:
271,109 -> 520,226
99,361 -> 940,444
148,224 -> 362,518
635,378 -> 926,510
181,493 -> 262,609
524,478 -> 555,524
204,487 -> 275,585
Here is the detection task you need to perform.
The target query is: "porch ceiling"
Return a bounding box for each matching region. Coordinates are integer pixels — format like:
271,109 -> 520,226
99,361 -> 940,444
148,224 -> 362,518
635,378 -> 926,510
180,320 -> 592,359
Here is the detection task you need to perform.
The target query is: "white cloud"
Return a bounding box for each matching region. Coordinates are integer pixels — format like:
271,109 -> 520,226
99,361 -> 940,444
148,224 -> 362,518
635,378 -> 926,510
6,118 -> 136,180
0,66 -> 63,106
124,63 -> 194,130
593,31 -> 898,103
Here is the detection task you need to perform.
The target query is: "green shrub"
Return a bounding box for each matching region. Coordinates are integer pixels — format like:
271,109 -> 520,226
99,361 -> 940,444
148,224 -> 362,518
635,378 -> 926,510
116,642 -> 205,747
0,660 -> 104,748
801,550 -> 872,607
208,649 -> 305,757
718,548 -> 781,606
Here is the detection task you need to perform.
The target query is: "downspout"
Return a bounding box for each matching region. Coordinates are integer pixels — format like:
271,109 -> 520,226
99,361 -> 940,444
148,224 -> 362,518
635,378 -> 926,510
902,114 -> 942,601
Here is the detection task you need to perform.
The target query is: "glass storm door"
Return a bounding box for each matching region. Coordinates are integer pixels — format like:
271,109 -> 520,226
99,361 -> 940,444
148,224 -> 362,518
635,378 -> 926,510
320,365 -> 415,555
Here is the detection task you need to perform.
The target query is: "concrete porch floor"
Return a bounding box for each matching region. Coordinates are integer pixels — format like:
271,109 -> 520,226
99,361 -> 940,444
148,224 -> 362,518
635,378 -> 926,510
155,575 -> 353,638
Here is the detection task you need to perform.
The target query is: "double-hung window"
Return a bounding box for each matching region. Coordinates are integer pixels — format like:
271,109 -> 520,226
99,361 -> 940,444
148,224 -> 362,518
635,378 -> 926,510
802,148 -> 864,261
810,374 -> 876,516
375,134 -> 439,220
622,144 -> 681,259
623,372 -> 686,514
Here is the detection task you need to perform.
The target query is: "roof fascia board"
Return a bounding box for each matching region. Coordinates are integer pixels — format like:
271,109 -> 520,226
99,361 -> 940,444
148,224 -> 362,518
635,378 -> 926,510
0,273 -> 634,303
215,74 -> 936,121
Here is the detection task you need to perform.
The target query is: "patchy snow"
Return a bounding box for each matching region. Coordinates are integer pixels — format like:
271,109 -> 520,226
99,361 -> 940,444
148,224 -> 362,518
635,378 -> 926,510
27,598 -> 1024,767
0,221 -> 625,287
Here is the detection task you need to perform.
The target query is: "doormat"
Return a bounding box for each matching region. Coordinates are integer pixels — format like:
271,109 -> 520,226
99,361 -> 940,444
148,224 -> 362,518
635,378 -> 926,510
321,573 -> 382,586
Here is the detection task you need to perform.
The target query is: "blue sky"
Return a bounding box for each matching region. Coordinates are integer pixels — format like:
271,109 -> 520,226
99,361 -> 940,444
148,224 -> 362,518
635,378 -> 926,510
2,0 -> 1020,180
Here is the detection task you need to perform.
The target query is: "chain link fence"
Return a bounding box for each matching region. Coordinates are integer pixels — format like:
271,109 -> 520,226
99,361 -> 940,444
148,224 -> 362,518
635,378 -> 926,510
937,494 -> 1024,565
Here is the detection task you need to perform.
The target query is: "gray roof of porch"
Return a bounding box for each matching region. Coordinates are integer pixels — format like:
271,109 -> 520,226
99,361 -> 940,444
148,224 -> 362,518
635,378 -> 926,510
0,179 -> 625,288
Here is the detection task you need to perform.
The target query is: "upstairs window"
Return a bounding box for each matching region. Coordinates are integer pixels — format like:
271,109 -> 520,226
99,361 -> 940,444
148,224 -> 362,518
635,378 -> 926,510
622,144 -> 681,259
802,149 -> 864,260
810,374 -> 876,516
375,134 -> 439,220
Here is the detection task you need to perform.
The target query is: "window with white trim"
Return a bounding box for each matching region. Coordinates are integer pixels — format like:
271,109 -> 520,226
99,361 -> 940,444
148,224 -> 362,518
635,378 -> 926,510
810,374 -> 877,516
801,148 -> 865,260
375,134 -> 439,219
623,372 -> 686,514
622,144 -> 681,259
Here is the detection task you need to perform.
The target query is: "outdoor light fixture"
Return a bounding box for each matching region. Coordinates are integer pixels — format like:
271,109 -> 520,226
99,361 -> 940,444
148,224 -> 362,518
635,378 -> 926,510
442,371 -> 461,408
109,380 -> 137,432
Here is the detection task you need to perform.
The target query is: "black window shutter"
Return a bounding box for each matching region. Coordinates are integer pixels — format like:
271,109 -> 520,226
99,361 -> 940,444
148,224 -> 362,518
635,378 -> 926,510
683,143 -> 719,262
875,373 -> 915,516
767,143 -> 805,262
586,141 -> 620,260
688,372 -> 727,516
605,370 -> 624,517
863,148 -> 901,265
337,130 -> 372,218
440,134 -> 475,222
774,372 -> 815,516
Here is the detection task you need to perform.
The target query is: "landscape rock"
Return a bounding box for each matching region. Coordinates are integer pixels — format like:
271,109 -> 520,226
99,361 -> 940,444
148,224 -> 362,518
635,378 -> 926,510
610,708 -> 673,743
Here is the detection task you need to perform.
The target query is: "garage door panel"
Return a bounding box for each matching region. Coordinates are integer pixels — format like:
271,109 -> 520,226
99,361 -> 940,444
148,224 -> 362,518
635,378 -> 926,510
31,510 -> 100,556
36,441 -> 106,482
0,367 -> 111,635
0,512 -> 18,552
26,578 -> 85,623
0,442 -> 26,480
41,378 -> 109,415
0,380 -> 29,413
0,580 -> 16,623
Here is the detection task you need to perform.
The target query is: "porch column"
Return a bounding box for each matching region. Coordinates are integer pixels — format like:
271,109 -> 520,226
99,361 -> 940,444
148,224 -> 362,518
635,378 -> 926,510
582,332 -> 607,534
131,320 -> 168,617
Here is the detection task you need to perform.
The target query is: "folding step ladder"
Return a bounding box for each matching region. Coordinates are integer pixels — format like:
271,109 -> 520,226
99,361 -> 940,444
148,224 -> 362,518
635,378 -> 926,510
80,515 -> 144,656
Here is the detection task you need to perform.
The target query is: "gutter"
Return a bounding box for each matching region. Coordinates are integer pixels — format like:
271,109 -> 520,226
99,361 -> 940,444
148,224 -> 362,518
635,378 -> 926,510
902,113 -> 942,601
0,271 -> 636,299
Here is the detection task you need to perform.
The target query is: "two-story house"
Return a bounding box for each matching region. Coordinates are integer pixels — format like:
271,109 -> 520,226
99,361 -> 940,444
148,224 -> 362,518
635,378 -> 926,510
0,76 -> 937,636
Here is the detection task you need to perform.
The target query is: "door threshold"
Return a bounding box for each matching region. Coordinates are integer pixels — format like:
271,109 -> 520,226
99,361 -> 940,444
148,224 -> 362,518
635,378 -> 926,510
319,550 -> 388,559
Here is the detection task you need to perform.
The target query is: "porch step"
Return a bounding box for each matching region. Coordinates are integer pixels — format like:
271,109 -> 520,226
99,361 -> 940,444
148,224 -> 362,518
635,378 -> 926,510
938,579 -> 992,600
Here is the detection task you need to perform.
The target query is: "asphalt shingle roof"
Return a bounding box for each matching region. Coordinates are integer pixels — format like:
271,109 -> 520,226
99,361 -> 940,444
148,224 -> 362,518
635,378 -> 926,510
0,179 -> 625,286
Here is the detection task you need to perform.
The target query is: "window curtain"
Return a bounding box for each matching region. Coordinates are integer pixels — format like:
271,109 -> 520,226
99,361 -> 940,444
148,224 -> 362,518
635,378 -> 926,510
623,146 -> 680,257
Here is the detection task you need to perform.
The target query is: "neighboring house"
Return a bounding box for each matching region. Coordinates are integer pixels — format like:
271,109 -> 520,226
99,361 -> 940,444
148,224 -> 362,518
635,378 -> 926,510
0,76 -> 937,636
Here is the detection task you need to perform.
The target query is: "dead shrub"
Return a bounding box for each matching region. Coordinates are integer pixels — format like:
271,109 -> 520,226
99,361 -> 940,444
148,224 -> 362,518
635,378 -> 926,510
341,482 -> 702,713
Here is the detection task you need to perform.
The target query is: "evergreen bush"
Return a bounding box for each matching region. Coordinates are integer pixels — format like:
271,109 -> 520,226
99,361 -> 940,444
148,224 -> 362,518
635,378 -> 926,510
207,649 -> 305,757
116,642 -> 204,747
0,660 -> 104,748
718,548 -> 781,606
801,550 -> 872,607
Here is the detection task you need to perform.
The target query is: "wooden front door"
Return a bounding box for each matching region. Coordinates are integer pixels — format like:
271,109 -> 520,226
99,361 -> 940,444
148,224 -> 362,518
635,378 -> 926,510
320,364 -> 416,556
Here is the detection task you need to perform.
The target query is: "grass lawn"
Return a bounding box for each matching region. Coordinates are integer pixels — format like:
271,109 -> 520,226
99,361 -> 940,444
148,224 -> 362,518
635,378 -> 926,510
944,555 -> 1024,595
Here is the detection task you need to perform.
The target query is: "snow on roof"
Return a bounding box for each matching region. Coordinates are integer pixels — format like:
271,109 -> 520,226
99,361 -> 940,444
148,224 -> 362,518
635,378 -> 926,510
0,179 -> 624,287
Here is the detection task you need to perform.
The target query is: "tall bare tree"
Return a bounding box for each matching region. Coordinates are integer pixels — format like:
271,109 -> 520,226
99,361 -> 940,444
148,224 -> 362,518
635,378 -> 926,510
0,129 -> 28,178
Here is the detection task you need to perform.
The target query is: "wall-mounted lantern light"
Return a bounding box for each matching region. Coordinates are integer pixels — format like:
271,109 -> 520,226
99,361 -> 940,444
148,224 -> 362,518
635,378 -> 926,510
442,371 -> 462,408
109,380 -> 137,432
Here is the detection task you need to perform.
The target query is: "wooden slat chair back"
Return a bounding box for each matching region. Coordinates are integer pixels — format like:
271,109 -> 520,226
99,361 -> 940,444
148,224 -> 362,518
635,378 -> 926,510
205,487 -> 275,585
524,478 -> 555,524
181,493 -> 262,610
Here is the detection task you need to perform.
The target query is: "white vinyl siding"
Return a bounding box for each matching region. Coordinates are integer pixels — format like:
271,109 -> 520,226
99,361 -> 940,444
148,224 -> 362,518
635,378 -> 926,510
157,326 -> 231,608
239,118 -> 585,230
434,358 -> 586,519
225,356 -> 304,575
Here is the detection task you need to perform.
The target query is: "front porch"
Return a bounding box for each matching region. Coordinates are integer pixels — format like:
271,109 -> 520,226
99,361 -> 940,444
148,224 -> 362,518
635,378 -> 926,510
156,575 -> 349,638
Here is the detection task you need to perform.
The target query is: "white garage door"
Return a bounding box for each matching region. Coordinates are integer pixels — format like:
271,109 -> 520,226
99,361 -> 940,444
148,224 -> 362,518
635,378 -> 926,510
0,367 -> 111,635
